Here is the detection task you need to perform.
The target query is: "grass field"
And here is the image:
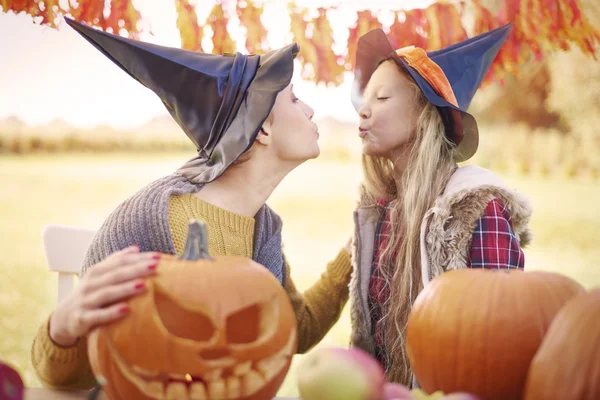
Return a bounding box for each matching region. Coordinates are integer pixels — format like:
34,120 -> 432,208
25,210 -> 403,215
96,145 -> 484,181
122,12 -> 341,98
0,152 -> 598,397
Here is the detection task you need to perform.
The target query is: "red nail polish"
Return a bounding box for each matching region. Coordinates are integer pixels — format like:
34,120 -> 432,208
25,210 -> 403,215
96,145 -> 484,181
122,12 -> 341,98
148,264 -> 158,271
119,305 -> 129,314
134,282 -> 145,290
152,254 -> 161,260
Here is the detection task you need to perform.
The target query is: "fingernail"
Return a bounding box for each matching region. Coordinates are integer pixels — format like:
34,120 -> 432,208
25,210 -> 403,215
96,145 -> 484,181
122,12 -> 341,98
147,263 -> 158,271
152,254 -> 161,260
119,305 -> 129,314
131,245 -> 140,251
134,282 -> 145,290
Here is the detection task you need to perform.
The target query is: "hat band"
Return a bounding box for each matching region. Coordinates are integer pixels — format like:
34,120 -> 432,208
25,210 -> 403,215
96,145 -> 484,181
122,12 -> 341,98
395,46 -> 459,108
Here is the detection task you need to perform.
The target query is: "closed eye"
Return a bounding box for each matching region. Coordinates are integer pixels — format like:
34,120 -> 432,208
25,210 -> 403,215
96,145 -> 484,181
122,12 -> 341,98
377,97 -> 390,101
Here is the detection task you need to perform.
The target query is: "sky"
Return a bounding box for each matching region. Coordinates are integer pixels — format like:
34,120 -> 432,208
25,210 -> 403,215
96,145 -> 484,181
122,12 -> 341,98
0,0 -> 434,128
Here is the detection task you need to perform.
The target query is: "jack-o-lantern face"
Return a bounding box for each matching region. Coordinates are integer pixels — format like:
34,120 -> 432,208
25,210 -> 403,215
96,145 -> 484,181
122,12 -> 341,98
88,223 -> 297,400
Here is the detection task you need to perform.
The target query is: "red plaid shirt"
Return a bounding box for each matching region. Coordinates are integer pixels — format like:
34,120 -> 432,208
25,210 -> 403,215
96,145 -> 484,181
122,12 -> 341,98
368,198 -> 524,363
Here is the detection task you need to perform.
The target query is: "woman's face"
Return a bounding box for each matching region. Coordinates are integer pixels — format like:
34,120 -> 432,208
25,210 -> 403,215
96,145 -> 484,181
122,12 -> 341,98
357,60 -> 419,159
265,84 -> 320,163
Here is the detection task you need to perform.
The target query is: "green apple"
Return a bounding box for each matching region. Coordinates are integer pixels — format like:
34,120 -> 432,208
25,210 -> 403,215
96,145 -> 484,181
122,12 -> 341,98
297,347 -> 385,400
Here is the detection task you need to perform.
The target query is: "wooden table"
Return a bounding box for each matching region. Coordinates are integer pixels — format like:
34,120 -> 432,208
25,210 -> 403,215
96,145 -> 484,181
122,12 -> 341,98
25,388 -> 298,399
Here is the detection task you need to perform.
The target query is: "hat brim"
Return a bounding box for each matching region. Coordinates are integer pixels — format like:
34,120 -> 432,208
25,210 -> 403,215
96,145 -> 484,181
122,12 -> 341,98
353,29 -> 478,162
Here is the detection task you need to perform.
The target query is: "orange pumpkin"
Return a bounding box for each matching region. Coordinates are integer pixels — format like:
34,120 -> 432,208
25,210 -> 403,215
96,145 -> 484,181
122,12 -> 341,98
88,220 -> 297,400
524,288 -> 600,400
406,269 -> 584,400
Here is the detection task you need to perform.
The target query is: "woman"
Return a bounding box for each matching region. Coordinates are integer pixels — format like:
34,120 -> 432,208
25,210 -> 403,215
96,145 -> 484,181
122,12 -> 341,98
348,24 -> 533,386
31,18 -> 352,390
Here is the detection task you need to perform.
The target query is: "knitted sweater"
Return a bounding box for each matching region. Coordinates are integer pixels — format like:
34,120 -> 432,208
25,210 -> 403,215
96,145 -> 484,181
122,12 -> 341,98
31,189 -> 352,389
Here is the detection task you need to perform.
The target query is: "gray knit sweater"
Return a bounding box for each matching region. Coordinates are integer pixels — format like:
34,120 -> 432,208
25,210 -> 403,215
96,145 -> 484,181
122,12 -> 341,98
81,173 -> 286,284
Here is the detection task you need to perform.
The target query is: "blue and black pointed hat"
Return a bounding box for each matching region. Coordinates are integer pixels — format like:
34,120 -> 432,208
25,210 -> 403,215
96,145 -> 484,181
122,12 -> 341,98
65,17 -> 299,183
352,23 -> 512,162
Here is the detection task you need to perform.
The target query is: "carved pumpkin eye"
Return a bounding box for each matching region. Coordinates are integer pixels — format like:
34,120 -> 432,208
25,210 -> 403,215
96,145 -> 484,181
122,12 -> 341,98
226,295 -> 279,345
154,287 -> 216,342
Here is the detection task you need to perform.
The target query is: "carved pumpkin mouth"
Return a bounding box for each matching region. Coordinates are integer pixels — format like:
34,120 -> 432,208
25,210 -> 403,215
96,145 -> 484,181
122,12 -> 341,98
105,330 -> 296,399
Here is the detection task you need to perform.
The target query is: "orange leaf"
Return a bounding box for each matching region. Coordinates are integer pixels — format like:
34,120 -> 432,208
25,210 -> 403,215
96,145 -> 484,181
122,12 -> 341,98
237,1 -> 268,53
175,0 -> 203,51
207,2 -> 236,54
102,0 -> 141,37
289,4 -> 317,77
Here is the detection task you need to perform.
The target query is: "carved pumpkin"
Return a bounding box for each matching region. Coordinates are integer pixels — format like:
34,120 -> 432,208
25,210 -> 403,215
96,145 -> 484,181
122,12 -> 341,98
406,269 -> 584,400
524,288 -> 600,400
88,220 -> 297,400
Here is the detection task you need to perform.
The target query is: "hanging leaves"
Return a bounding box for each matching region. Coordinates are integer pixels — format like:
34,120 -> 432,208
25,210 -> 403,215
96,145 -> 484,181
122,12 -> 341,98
471,0 -> 599,85
175,0 -> 203,51
67,0 -> 103,26
2,0 -> 599,86
103,0 -> 141,38
388,9 -> 428,50
38,0 -> 62,26
312,8 -> 345,85
207,2 -> 236,55
237,0 -> 268,53
424,2 -> 467,50
289,5 -> 345,86
2,0 -> 141,34
288,5 -> 317,79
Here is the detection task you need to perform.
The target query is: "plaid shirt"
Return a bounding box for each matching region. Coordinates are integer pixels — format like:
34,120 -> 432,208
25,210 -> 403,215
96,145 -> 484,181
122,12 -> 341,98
368,198 -> 525,363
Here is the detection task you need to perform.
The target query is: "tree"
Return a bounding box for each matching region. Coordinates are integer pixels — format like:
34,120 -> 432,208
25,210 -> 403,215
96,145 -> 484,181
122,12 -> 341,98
2,0 -> 599,86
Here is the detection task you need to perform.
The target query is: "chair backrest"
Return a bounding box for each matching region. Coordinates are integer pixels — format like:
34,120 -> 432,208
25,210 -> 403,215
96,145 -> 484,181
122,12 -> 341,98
42,224 -> 97,304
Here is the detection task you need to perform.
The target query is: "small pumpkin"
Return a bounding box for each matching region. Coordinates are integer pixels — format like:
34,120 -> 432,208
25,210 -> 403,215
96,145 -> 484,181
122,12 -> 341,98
524,288 -> 600,400
88,220 -> 297,400
406,269 -> 585,400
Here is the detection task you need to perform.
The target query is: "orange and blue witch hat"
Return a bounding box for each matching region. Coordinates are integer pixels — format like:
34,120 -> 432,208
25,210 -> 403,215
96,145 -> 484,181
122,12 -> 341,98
64,17 -> 298,183
352,23 -> 512,162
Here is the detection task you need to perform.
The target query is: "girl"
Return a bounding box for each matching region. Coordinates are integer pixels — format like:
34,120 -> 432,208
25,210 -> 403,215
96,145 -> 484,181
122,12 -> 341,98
348,24 -> 533,386
31,18 -> 352,391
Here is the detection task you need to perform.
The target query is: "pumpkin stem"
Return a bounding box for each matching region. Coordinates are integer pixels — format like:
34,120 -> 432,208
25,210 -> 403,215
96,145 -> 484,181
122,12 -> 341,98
180,219 -> 212,261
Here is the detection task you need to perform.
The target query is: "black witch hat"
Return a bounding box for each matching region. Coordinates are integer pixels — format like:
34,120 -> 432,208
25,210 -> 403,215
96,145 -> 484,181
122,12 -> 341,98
65,17 -> 298,183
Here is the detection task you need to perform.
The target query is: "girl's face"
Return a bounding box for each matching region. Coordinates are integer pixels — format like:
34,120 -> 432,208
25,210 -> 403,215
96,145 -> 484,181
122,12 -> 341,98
264,84 -> 320,163
357,61 -> 419,159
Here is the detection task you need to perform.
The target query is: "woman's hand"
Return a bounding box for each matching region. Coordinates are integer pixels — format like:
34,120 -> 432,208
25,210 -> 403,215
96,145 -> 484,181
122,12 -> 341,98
48,245 -> 160,347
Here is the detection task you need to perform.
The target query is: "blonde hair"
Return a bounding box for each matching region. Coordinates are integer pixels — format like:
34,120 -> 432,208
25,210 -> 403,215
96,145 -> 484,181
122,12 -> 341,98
361,65 -> 457,384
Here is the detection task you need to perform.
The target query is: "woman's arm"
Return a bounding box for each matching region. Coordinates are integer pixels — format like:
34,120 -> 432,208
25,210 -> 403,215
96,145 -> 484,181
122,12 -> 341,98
31,316 -> 96,389
469,199 -> 525,269
31,247 -> 159,389
283,244 -> 353,354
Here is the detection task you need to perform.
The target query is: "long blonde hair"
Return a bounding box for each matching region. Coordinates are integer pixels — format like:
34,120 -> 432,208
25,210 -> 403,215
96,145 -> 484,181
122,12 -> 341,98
361,65 -> 457,384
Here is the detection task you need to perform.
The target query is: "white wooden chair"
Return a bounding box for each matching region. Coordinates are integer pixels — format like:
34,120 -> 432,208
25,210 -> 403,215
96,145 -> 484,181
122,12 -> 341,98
42,224 -> 97,303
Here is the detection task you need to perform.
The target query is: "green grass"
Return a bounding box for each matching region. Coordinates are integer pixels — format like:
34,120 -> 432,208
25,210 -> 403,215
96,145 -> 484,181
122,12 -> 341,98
0,152 -> 598,397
